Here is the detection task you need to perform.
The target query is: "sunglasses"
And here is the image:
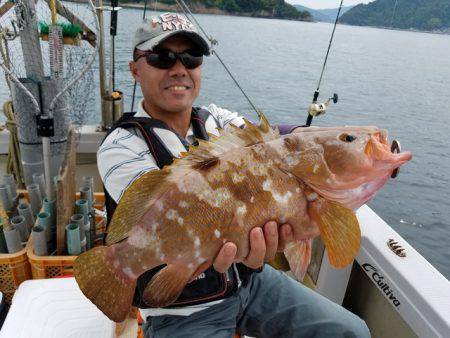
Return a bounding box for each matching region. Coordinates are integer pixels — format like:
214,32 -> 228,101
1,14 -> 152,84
134,49 -> 204,70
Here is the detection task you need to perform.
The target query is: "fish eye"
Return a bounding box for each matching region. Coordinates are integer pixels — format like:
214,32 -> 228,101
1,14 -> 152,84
339,133 -> 356,142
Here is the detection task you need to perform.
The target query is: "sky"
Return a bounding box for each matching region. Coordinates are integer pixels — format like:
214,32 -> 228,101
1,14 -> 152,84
286,1 -> 372,10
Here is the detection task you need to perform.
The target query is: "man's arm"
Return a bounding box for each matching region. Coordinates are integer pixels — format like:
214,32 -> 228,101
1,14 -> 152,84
98,127 -> 159,203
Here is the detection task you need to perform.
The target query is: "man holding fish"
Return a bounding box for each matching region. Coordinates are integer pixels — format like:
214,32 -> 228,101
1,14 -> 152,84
77,12 -> 410,337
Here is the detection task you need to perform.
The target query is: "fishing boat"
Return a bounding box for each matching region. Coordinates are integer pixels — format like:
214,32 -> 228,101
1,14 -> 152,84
0,0 -> 448,337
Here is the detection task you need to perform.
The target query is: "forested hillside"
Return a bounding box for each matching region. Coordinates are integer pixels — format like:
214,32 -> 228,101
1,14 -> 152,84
128,0 -> 313,20
340,0 -> 450,31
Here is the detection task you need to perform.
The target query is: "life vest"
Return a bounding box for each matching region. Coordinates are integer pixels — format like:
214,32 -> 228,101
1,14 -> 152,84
101,107 -> 255,308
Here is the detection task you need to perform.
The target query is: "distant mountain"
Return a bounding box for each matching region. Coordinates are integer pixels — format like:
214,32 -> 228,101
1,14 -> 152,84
340,0 -> 450,31
318,6 -> 355,21
293,4 -> 354,23
150,0 -> 313,21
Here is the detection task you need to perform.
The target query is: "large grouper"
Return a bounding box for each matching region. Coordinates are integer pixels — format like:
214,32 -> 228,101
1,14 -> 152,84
74,114 -> 412,322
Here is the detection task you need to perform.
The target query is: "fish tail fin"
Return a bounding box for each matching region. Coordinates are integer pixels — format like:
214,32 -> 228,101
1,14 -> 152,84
284,239 -> 312,281
74,246 -> 136,322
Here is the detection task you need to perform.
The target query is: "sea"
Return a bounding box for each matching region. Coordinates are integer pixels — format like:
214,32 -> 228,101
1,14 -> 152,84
0,8 -> 449,280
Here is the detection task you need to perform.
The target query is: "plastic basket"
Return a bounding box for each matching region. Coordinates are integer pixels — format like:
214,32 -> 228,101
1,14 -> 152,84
0,190 -> 33,305
0,248 -> 32,305
26,192 -> 105,279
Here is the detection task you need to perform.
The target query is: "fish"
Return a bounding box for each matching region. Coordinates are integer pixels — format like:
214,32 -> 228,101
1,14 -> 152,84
74,114 -> 412,322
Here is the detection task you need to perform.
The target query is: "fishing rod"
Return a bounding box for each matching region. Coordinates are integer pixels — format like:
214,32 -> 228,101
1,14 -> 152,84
305,0 -> 344,127
110,0 -> 119,92
174,0 -> 261,119
130,0 -> 149,113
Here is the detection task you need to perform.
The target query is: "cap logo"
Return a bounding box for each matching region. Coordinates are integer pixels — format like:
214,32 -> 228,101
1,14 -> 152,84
151,13 -> 195,32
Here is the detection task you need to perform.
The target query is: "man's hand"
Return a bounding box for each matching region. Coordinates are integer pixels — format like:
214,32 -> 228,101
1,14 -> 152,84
213,221 -> 294,273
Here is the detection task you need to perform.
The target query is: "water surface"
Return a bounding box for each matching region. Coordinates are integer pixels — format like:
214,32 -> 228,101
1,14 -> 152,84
1,9 -> 449,279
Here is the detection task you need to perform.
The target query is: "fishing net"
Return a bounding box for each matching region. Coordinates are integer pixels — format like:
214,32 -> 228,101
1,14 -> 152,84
0,0 -> 98,125
0,0 -> 98,187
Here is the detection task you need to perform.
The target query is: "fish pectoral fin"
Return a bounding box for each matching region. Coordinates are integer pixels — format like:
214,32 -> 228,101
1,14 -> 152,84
106,168 -> 171,245
142,264 -> 194,307
284,239 -> 312,281
309,198 -> 361,268
74,247 -> 136,322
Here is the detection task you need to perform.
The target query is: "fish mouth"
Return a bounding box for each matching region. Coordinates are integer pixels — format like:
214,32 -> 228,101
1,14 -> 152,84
373,147 -> 412,179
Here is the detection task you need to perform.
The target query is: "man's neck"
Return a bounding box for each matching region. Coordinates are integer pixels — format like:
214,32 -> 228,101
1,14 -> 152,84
143,101 -> 191,138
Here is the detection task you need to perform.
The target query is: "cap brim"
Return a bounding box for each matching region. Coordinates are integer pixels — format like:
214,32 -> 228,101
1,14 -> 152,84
136,30 -> 210,56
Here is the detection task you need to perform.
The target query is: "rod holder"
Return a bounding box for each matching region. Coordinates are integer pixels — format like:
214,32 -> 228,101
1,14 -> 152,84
10,215 -> 29,242
80,186 -> 92,210
37,211 -> 52,243
0,219 -> 9,253
102,91 -> 123,129
75,199 -> 93,249
70,214 -> 86,252
2,174 -> 18,200
81,176 -> 94,202
27,183 -> 43,215
43,197 -> 56,235
32,225 -> 48,256
18,202 -> 35,232
32,173 -> 46,199
66,223 -> 81,255
0,184 -> 13,212
4,227 -> 22,253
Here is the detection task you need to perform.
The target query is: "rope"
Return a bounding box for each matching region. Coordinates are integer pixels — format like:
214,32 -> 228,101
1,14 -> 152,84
0,31 -> 24,187
2,101 -> 25,189
0,31 -> 11,91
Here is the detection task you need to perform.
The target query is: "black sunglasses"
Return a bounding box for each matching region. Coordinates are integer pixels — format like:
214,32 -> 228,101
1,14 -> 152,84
134,49 -> 204,70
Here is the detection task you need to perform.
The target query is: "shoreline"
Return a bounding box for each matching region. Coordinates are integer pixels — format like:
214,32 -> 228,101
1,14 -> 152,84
100,1 -> 313,22
118,3 -> 448,33
340,22 -> 450,36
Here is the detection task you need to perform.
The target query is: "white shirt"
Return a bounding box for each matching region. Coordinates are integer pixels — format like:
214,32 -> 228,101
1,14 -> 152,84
97,100 -> 245,318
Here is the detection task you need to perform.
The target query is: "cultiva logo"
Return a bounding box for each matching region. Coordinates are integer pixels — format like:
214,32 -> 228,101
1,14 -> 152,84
362,263 -> 401,308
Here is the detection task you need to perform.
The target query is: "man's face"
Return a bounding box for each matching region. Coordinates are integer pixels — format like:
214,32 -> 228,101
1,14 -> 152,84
130,35 -> 202,115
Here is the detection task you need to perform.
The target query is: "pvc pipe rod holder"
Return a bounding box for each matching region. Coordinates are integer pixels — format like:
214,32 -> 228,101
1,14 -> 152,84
32,225 -> 48,256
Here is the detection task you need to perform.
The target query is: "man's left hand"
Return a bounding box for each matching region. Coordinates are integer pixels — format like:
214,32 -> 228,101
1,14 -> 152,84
213,221 -> 294,272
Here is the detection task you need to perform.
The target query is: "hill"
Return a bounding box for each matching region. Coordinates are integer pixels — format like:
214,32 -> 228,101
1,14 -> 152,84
136,0 -> 313,20
340,0 -> 450,31
293,4 -> 354,22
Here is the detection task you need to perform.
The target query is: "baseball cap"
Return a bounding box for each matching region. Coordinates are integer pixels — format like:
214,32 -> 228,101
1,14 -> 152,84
132,13 -> 210,56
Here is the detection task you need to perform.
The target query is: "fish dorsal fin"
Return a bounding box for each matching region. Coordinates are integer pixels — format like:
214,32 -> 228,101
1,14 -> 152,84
106,169 -> 171,245
174,116 -> 279,167
107,114 -> 278,244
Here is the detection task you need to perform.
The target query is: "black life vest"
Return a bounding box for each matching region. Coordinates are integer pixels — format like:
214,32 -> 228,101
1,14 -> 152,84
101,107 -> 254,308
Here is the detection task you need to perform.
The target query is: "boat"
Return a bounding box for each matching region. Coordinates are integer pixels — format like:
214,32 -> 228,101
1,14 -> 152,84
0,0 -> 448,337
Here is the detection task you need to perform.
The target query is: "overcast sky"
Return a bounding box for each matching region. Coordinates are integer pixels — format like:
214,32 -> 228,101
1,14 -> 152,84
287,1 -> 372,10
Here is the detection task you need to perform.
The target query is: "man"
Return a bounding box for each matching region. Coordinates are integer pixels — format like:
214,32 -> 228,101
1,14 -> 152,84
98,13 -> 370,338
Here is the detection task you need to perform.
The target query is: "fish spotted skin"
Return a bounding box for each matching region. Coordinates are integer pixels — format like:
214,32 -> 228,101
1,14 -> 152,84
109,143 -> 314,278
74,116 -> 412,322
